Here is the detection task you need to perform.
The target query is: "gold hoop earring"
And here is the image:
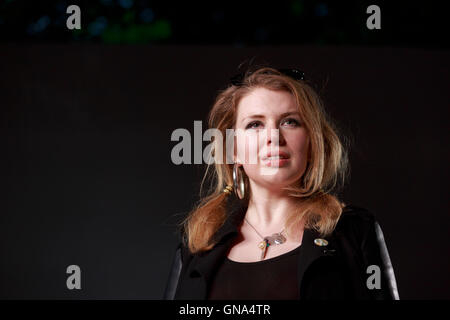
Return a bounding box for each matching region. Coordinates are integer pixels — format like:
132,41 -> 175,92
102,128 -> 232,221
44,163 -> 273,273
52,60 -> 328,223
233,164 -> 245,199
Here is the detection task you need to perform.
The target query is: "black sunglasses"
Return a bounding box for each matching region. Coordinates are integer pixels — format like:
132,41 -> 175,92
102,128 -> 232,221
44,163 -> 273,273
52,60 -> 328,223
229,68 -> 305,86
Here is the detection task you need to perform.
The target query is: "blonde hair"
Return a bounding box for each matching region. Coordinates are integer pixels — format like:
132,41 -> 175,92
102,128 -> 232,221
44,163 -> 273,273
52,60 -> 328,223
180,66 -> 348,254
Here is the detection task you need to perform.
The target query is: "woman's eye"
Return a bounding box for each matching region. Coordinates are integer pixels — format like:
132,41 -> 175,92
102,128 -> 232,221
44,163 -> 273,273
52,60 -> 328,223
246,121 -> 262,129
282,118 -> 300,127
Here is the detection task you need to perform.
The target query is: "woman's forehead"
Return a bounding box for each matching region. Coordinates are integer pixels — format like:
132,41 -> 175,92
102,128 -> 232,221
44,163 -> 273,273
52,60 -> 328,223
237,88 -> 298,118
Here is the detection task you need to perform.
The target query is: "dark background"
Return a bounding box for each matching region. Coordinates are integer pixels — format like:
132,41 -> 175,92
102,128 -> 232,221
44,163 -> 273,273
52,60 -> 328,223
0,1 -> 449,299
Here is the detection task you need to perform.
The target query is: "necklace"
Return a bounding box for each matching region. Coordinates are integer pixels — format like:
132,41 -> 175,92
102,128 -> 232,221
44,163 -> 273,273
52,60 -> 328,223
244,218 -> 287,260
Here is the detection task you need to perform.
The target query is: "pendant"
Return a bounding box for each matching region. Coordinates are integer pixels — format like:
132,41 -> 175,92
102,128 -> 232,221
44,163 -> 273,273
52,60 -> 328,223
259,239 -> 268,260
258,233 -> 286,260
258,240 -> 267,250
266,232 -> 286,245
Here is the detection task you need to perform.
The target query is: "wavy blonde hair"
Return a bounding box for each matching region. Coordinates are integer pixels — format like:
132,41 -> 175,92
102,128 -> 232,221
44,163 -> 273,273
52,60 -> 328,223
180,66 -> 348,254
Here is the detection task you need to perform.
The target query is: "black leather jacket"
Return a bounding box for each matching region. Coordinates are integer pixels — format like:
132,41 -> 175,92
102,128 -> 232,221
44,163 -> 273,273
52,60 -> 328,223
163,202 -> 399,300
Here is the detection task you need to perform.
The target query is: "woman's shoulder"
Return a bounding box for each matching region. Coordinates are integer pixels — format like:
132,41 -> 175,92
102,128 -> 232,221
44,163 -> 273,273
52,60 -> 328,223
334,204 -> 380,242
339,204 -> 377,223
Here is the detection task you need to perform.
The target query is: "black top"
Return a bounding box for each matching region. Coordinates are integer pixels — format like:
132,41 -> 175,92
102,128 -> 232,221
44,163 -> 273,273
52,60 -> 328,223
207,244 -> 302,300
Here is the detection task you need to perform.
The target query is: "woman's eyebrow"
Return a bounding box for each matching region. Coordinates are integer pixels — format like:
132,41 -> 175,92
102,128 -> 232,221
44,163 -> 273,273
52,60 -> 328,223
279,111 -> 301,118
241,111 -> 300,123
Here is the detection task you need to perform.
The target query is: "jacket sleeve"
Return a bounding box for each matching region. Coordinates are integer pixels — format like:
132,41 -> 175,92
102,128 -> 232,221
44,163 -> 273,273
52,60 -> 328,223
162,243 -> 183,300
360,217 -> 400,300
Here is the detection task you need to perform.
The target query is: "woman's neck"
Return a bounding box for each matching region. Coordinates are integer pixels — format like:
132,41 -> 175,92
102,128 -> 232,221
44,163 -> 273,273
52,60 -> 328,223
245,181 -> 301,234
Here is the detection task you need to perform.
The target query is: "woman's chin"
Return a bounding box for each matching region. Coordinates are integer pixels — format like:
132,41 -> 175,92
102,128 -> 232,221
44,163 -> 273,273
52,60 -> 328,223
244,165 -> 305,191
253,175 -> 299,191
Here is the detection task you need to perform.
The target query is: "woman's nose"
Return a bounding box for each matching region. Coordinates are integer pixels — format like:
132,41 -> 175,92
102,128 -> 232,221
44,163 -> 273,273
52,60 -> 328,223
265,126 -> 286,146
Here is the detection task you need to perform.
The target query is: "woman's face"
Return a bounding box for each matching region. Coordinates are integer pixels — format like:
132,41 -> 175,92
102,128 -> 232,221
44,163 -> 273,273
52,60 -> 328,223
234,87 -> 309,191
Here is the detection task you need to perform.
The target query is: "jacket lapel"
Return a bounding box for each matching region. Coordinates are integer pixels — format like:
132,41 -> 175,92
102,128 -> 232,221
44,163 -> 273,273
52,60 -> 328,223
296,227 -> 336,296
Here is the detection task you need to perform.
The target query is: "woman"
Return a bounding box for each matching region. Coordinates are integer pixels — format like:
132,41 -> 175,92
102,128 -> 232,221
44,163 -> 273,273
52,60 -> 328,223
164,66 -> 399,300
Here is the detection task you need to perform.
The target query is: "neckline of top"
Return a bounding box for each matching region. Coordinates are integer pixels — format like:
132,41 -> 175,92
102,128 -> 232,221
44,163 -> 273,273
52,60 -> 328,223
225,243 -> 302,265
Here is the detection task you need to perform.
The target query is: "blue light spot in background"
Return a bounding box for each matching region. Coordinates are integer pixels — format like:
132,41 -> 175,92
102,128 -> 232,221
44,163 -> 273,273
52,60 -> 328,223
118,0 -> 134,9
314,3 -> 328,17
26,15 -> 51,34
55,1 -> 68,13
88,16 -> 108,36
140,8 -> 154,23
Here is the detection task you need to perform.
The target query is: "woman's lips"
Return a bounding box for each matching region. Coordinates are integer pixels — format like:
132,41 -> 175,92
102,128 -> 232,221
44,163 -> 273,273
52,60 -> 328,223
262,151 -> 290,160
261,155 -> 290,167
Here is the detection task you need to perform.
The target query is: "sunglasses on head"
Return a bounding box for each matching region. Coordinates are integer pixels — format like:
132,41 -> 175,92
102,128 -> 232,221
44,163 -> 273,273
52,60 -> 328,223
229,68 -> 305,86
